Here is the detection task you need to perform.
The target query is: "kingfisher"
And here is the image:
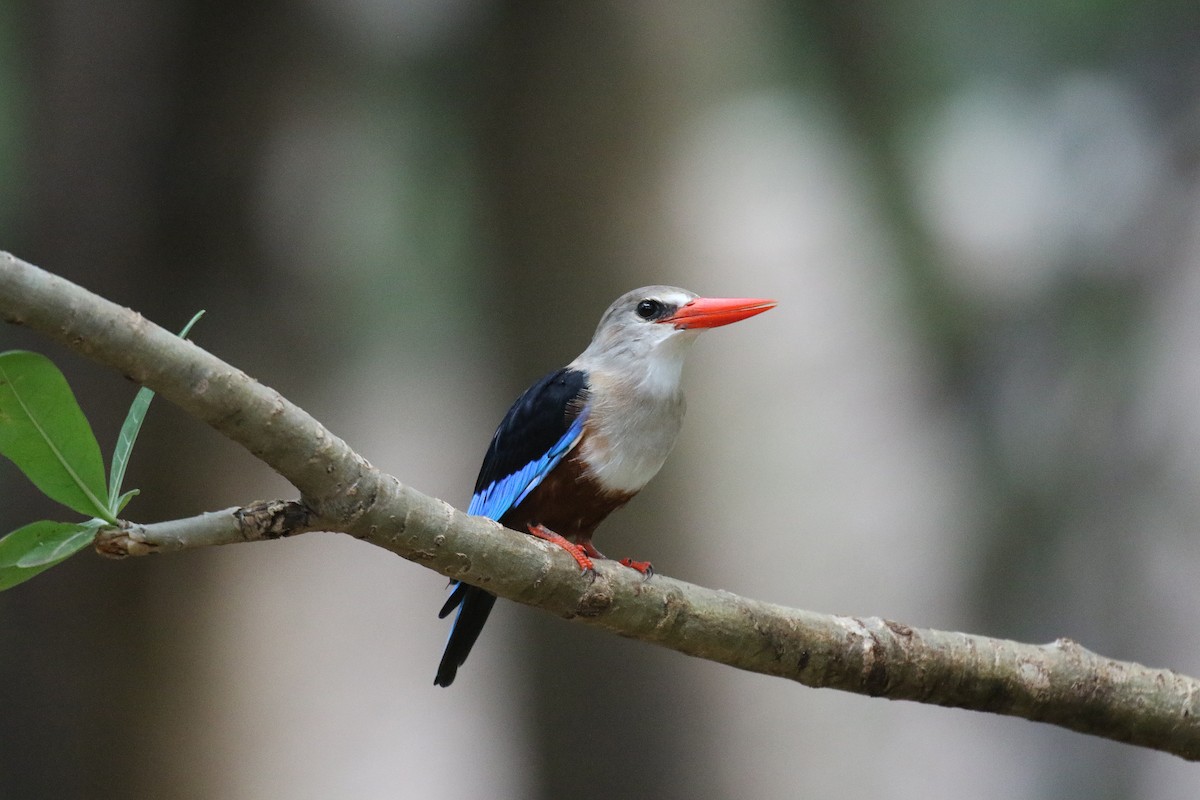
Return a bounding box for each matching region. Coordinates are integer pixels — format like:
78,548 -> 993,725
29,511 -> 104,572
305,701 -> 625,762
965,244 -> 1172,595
434,286 -> 775,687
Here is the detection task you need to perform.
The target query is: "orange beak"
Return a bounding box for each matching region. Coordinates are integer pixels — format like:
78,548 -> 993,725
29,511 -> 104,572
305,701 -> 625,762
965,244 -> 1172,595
660,297 -> 777,330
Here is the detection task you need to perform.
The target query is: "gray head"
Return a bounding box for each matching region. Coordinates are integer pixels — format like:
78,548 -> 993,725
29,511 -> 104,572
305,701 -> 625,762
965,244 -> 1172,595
571,285 -> 775,395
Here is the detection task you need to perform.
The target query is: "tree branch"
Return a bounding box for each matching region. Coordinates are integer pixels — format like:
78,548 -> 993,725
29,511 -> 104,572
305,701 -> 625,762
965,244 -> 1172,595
93,500 -> 322,557
3,251 -> 1199,760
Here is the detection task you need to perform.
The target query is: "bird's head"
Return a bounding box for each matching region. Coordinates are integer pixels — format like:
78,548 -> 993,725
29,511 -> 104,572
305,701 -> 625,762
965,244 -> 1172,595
575,286 -> 775,395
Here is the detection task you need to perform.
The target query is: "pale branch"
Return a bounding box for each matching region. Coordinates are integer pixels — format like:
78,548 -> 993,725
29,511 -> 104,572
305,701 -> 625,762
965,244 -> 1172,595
3,252 -> 1199,761
94,501 -> 322,557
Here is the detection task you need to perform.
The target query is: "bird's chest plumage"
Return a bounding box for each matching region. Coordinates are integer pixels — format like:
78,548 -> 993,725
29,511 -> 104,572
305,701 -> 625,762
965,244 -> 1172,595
576,379 -> 686,495
506,382 -> 685,541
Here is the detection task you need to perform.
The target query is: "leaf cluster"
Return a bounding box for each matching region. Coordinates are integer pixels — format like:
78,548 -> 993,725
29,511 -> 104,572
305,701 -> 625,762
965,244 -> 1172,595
0,312 -> 203,589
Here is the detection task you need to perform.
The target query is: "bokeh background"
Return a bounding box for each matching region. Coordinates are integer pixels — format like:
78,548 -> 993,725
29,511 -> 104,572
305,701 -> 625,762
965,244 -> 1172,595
3,2 -> 1200,798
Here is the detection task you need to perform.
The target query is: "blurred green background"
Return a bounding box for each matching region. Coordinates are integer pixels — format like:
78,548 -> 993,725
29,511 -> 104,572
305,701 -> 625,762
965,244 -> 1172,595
3,1 -> 1200,798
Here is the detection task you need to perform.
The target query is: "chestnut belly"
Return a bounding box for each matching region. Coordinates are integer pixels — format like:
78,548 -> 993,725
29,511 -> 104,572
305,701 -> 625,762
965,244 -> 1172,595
501,455 -> 634,543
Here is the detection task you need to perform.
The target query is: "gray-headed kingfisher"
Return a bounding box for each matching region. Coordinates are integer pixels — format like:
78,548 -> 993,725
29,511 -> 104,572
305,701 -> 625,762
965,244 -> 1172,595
435,286 -> 775,687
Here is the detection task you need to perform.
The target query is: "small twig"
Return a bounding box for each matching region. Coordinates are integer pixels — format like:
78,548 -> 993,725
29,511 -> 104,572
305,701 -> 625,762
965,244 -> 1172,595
95,500 -> 322,557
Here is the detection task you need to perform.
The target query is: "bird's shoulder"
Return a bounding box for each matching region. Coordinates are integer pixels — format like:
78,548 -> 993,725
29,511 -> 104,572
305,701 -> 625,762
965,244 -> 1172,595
473,367 -> 590,494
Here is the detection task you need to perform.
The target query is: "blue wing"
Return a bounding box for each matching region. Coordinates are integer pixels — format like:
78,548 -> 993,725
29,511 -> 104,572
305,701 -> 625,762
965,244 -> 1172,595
468,409 -> 588,519
466,367 -> 591,522
435,367 -> 590,687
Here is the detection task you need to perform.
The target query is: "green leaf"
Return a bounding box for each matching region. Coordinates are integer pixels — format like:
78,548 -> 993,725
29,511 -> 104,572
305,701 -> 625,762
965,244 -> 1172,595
115,488 -> 139,512
106,309 -> 204,514
0,351 -> 112,520
107,386 -> 153,509
15,519 -> 101,567
176,309 -> 206,341
0,520 -> 94,591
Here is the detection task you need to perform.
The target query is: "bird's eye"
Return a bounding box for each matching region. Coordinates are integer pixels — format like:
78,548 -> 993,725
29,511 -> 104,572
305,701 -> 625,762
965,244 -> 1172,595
636,299 -> 663,320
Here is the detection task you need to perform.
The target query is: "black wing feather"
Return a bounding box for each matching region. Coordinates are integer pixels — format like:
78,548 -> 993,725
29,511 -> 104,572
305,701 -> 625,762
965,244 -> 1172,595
472,367 -> 590,497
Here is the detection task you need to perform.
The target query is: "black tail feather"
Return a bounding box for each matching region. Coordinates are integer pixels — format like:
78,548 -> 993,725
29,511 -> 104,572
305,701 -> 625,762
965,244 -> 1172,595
438,582 -> 467,619
434,585 -> 497,687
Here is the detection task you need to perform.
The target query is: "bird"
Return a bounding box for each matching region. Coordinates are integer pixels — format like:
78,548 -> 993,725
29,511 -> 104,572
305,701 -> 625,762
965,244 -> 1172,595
434,286 -> 775,687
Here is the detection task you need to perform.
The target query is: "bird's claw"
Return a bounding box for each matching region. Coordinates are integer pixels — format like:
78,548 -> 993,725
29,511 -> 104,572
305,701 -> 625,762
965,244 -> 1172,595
527,525 -> 651,579
619,557 -> 654,577
528,524 -> 596,573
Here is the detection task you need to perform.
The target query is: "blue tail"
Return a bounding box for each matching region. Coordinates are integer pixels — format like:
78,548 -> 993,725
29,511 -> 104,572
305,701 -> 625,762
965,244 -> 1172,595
434,582 -> 497,687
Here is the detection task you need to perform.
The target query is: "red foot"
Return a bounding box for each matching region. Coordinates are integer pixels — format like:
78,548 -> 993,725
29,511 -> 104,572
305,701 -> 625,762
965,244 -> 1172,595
528,524 -> 594,574
578,538 -> 653,576
579,540 -> 605,559
619,557 -> 654,576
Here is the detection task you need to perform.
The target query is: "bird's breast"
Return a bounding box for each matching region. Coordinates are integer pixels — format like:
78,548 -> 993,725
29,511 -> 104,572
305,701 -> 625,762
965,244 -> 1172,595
576,384 -> 686,494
